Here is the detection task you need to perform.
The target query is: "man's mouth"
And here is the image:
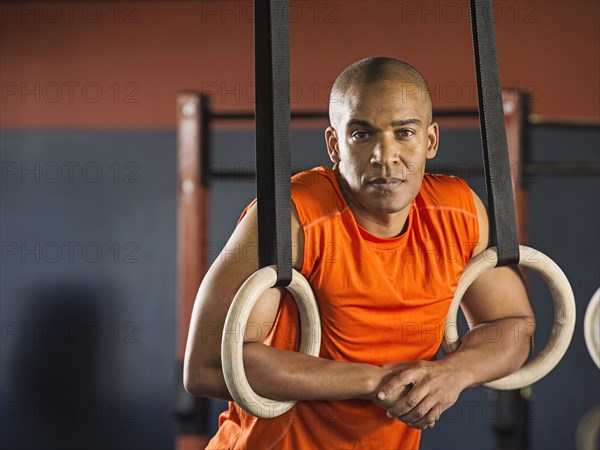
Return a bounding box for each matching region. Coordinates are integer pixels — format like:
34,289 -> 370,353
367,177 -> 406,191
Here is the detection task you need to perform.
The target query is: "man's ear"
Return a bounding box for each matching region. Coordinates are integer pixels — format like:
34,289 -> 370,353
325,126 -> 341,164
426,122 -> 439,160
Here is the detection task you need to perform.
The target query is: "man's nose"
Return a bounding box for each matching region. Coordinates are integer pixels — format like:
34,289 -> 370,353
370,137 -> 400,166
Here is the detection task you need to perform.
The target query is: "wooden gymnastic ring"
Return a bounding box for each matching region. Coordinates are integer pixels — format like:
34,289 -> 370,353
442,245 -> 576,390
221,265 -> 321,418
576,406 -> 600,450
584,287 -> 600,369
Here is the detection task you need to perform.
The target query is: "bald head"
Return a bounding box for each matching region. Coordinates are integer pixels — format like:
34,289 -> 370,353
329,56 -> 432,127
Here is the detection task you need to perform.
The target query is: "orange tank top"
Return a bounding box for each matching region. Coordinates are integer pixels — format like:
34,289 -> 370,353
208,166 -> 479,450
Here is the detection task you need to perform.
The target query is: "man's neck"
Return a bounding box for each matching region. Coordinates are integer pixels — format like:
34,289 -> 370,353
352,208 -> 410,239
335,173 -> 411,238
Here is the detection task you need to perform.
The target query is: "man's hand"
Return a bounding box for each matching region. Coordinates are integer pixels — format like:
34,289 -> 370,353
373,360 -> 467,430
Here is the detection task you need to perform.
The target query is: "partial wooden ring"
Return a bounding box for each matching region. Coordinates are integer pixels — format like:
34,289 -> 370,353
576,406 -> 600,450
221,266 -> 321,418
442,245 -> 576,390
584,287 -> 600,369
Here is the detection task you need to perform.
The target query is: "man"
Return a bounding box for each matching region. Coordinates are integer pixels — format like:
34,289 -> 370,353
184,56 -> 535,449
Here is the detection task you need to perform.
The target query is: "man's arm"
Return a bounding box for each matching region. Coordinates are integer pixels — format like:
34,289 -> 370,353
374,190 -> 535,429
183,203 -> 392,401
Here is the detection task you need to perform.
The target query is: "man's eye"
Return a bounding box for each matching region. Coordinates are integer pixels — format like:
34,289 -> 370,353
351,131 -> 370,139
396,129 -> 414,138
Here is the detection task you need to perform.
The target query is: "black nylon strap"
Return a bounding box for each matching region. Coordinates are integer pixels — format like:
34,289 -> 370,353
470,0 -> 520,266
254,0 -> 292,286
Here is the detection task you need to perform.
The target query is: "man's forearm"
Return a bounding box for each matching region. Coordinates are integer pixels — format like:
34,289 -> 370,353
441,316 -> 534,388
243,342 -> 392,402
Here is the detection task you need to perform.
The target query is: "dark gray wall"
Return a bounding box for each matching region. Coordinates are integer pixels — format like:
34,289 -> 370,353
1,126 -> 598,450
1,131 -> 177,450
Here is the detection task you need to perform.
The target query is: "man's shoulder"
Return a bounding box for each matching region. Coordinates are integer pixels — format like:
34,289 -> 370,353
291,166 -> 345,226
422,172 -> 469,187
291,166 -> 339,195
292,165 -> 333,185
421,173 -> 471,193
418,173 -> 475,209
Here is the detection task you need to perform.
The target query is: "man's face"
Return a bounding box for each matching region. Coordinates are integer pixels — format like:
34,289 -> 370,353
326,80 -> 438,218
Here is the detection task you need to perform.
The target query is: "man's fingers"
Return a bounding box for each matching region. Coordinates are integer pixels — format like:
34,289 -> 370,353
390,401 -> 441,430
410,405 -> 441,429
377,360 -> 461,430
386,382 -> 428,417
377,372 -> 416,401
408,402 -> 447,429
